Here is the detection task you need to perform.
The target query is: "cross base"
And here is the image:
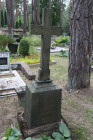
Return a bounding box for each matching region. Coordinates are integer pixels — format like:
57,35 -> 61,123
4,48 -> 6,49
17,112 -> 63,138
24,81 -> 62,129
36,79 -> 53,84
38,68 -> 50,81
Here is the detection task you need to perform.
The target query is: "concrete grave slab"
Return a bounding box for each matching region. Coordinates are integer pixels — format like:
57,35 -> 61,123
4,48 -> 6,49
0,70 -> 26,97
36,47 -> 69,53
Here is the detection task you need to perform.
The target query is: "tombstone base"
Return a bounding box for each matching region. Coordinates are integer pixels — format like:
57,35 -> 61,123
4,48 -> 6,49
17,112 -> 63,138
24,81 -> 62,129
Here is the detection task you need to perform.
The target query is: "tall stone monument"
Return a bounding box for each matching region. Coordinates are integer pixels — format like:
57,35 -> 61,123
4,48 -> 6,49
24,8 -> 62,136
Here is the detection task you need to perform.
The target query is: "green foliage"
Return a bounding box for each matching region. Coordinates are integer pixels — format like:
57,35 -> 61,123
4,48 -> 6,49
10,55 -> 40,64
40,0 -> 61,26
52,123 -> 71,140
0,35 -> 15,51
19,35 -> 23,40
54,36 -> 70,45
3,25 -> 8,28
59,50 -> 69,57
1,122 -> 71,140
1,126 -> 21,140
2,124 -> 71,140
25,36 -> 41,46
19,38 -> 29,56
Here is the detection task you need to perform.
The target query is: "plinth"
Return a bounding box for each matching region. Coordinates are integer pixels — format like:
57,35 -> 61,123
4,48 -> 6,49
17,81 -> 62,138
24,81 -> 62,129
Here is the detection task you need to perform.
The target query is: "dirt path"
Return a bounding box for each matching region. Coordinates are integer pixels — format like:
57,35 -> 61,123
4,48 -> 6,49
0,55 -> 93,140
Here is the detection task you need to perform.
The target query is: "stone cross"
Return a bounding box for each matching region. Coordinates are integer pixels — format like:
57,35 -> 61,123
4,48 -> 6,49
30,8 -> 62,81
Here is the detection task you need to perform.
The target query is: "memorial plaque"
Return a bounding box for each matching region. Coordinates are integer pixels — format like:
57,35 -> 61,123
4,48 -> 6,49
0,58 -> 7,65
0,52 -> 9,70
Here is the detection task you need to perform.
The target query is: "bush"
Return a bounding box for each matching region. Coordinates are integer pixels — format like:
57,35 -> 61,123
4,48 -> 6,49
0,35 -> 15,51
19,38 -> 29,56
25,36 -> 41,46
54,35 -> 70,45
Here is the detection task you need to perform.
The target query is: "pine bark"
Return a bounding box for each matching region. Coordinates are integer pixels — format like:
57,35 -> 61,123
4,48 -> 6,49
49,0 -> 51,9
6,0 -> 14,37
67,0 -> 93,89
37,0 -> 40,25
0,0 -> 1,27
34,0 -> 37,24
23,0 -> 27,35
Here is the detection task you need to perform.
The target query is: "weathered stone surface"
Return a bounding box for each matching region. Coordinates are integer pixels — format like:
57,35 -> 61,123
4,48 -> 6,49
0,70 -> 26,97
11,62 -> 36,80
24,81 -> 62,129
30,8 -> 62,81
17,112 -> 63,138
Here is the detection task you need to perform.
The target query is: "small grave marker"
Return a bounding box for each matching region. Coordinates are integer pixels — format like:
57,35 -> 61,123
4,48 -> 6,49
0,51 -> 9,70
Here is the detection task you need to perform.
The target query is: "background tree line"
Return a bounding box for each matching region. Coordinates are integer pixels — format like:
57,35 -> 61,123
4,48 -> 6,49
0,0 -> 71,35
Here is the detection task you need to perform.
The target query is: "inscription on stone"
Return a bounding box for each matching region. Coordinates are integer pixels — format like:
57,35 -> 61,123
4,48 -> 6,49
0,52 -> 9,70
0,58 -> 7,65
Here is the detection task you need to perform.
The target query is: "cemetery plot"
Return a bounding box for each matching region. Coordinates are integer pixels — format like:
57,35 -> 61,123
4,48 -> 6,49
0,70 -> 26,97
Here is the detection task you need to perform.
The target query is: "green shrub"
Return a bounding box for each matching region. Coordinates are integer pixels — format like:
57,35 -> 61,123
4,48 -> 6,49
19,35 -> 23,40
0,35 -> 15,51
59,50 -> 69,57
19,38 -> 29,56
25,36 -> 41,46
54,35 -> 70,45
3,25 -> 8,28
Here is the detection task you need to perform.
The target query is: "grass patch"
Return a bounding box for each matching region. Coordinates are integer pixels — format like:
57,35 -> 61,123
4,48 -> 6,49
85,108 -> 93,125
71,127 -> 89,140
50,55 -> 68,81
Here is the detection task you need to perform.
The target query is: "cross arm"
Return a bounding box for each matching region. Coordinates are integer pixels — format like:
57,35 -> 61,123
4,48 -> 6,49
29,25 -> 44,35
52,27 -> 62,36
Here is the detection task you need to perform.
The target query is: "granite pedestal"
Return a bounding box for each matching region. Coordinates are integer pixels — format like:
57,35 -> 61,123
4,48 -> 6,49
24,81 -> 62,129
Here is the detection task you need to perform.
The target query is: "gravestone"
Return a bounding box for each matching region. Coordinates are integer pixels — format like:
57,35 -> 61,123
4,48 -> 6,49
20,8 -> 62,137
0,51 -> 10,70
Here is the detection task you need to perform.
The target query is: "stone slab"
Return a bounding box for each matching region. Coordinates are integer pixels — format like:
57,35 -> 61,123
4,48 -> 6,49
11,62 -> 36,80
17,112 -> 63,138
24,81 -> 62,129
36,47 -> 69,53
0,70 -> 26,97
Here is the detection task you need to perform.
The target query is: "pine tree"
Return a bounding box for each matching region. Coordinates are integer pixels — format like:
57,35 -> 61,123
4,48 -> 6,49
67,0 -> 93,89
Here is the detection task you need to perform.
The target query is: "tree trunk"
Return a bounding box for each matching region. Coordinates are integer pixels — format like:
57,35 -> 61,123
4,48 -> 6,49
67,0 -> 93,89
0,0 -> 1,27
6,0 -> 14,37
34,0 -> 37,24
32,0 -> 33,24
37,0 -> 40,25
60,0 -> 64,27
23,0 -> 27,35
49,0 -> 51,9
